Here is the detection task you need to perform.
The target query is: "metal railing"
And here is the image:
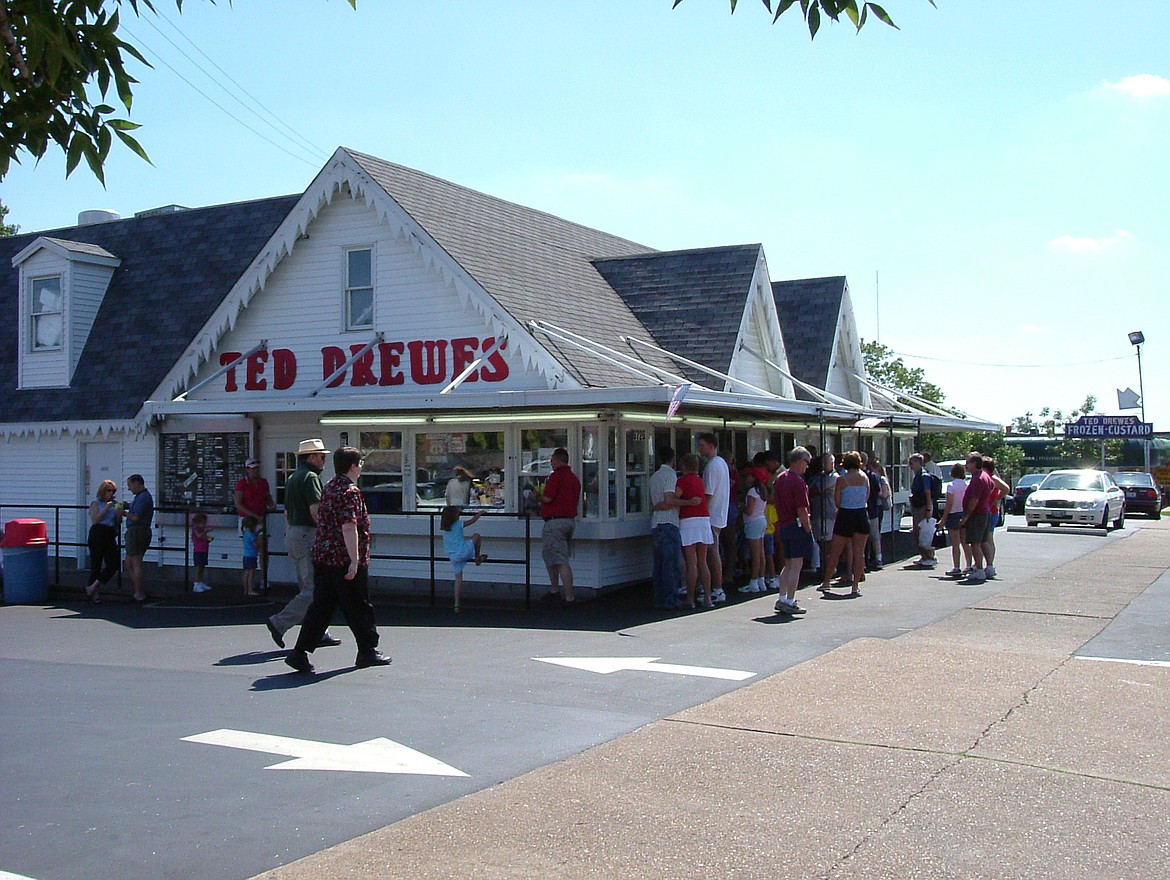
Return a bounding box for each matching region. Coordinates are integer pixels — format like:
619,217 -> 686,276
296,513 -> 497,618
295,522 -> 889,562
0,504 -> 537,608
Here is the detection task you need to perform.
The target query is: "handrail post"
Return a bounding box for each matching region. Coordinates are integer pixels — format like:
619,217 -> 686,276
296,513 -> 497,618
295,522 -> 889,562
524,513 -> 531,610
429,511 -> 436,607
55,506 -> 61,587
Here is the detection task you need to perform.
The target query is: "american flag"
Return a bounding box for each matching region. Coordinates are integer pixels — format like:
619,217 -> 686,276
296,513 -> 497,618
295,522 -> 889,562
666,383 -> 691,420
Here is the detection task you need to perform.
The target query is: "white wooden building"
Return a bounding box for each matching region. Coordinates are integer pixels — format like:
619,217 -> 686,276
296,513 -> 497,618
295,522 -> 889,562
0,148 -> 995,599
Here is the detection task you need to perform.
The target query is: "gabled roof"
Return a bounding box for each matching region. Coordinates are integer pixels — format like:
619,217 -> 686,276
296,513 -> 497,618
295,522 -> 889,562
593,244 -> 763,386
12,236 -> 120,266
344,149 -> 679,388
0,195 -> 300,424
771,276 -> 846,401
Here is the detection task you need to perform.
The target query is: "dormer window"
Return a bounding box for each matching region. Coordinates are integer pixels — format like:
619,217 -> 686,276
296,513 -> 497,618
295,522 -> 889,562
30,275 -> 64,350
346,247 -> 373,329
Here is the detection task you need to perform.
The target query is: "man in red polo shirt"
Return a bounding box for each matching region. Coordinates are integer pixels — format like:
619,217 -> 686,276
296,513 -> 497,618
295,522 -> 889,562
538,447 -> 581,604
773,446 -> 814,615
235,457 -> 276,590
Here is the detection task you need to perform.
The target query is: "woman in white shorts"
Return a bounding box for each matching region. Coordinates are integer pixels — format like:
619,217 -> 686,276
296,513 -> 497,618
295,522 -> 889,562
676,453 -> 713,609
739,472 -> 768,594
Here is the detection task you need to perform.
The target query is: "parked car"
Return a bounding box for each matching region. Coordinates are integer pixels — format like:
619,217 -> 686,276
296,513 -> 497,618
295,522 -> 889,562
1025,469 -> 1125,529
1006,473 -> 1047,514
1113,471 -> 1162,519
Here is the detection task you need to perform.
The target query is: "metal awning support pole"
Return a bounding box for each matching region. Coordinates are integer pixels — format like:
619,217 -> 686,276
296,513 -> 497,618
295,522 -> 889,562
849,372 -> 973,420
440,335 -> 508,394
174,340 -> 267,401
621,336 -> 782,399
309,332 -> 384,398
529,322 -> 692,387
532,321 -> 699,387
737,343 -> 858,408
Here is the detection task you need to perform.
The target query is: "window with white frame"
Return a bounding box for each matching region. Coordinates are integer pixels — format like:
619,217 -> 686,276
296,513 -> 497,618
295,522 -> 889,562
29,275 -> 64,350
345,247 -> 373,329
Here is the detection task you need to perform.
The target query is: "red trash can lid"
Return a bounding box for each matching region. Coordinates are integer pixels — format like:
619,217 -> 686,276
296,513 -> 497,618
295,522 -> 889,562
2,518 -> 49,547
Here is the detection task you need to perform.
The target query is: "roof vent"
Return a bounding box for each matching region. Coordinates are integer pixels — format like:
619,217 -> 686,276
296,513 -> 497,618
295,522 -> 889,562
134,204 -> 189,218
78,209 -> 121,225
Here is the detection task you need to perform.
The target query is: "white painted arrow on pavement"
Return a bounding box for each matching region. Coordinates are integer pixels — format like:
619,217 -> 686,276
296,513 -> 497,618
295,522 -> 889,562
533,656 -> 755,681
182,729 -> 469,776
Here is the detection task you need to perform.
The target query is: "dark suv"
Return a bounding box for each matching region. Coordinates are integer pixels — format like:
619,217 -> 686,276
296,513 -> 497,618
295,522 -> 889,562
1006,473 -> 1046,514
1113,472 -> 1162,519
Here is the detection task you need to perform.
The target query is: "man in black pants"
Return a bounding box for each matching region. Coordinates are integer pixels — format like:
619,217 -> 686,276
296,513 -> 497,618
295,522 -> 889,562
285,446 -> 391,673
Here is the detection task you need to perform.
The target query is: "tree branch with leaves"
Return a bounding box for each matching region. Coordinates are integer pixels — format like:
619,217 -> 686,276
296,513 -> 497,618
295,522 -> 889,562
0,0 -> 355,184
673,0 -> 936,39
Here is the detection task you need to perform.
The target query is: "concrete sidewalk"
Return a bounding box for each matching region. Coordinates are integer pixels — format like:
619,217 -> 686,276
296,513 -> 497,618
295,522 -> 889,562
251,526 -> 1170,880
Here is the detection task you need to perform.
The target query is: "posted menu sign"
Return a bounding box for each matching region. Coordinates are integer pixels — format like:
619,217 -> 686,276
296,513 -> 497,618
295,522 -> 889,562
161,432 -> 251,508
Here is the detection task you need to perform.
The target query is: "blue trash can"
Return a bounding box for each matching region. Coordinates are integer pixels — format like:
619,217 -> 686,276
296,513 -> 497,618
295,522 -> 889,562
2,518 -> 49,604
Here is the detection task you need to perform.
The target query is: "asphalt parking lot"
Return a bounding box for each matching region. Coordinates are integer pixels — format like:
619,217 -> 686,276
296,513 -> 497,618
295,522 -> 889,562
1,516 -> 1164,880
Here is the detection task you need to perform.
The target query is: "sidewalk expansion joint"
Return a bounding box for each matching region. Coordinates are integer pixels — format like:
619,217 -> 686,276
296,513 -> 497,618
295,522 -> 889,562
662,716 -> 1170,794
969,606 -> 1114,620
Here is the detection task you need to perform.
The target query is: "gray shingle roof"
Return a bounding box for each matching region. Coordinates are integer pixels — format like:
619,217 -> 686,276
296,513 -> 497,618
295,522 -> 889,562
771,276 -> 846,401
35,237 -> 119,260
345,149 -> 680,388
0,195 -> 300,423
592,245 -> 762,386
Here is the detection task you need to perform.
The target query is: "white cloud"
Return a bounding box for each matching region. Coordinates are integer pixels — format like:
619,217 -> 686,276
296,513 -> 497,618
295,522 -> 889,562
1048,229 -> 1133,253
1099,74 -> 1170,98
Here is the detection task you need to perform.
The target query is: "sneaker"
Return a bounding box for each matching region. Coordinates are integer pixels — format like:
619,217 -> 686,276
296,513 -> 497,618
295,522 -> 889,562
965,569 -> 987,584
738,583 -> 756,594
711,589 -> 727,604
985,565 -> 997,579
921,558 -> 938,569
765,577 -> 779,591
774,599 -> 807,615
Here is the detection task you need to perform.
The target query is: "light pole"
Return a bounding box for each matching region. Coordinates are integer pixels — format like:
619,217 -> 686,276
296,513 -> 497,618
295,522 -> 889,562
1128,331 -> 1150,471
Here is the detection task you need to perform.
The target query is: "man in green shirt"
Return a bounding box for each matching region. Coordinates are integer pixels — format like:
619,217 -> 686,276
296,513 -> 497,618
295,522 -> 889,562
266,439 -> 339,648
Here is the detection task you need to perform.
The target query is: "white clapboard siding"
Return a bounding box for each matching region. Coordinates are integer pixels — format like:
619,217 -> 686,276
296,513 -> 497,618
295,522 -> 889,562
68,261 -> 117,379
0,435 -> 81,553
186,194 -> 543,403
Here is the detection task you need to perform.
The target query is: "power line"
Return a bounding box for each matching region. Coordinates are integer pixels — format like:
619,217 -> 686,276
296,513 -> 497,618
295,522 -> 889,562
889,351 -> 1131,370
122,25 -> 322,169
149,9 -> 326,159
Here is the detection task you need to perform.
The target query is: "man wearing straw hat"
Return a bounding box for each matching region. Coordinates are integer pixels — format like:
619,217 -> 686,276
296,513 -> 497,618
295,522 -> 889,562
265,439 -> 339,649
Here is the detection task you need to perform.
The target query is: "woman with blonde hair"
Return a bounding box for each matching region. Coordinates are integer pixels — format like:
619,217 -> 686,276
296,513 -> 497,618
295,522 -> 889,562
85,479 -> 122,603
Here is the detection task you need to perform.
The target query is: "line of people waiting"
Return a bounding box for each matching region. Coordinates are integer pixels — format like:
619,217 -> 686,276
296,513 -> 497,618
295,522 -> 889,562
649,436 -> 896,615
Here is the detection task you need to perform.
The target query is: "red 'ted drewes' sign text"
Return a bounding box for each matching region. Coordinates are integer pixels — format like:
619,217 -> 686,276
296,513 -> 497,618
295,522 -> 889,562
218,337 -> 509,392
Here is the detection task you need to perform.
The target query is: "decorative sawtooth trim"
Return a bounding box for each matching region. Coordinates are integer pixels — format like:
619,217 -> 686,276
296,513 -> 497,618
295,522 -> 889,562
1,419 -> 144,441
144,148 -> 577,412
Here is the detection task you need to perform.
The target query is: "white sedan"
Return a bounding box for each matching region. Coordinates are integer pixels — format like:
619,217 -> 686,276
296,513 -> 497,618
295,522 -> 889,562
1025,469 -> 1125,530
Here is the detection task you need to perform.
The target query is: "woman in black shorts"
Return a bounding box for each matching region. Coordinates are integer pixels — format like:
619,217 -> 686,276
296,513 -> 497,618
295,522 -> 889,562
818,451 -> 871,598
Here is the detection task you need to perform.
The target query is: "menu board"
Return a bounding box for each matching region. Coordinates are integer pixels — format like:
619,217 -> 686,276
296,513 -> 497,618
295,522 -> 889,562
161,432 -> 251,509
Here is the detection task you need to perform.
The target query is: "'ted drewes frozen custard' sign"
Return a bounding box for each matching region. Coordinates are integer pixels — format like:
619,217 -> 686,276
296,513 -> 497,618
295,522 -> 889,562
1064,415 -> 1153,439
217,337 -> 509,392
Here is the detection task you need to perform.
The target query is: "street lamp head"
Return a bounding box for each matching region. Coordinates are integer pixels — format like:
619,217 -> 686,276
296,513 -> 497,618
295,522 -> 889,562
1129,331 -> 1145,346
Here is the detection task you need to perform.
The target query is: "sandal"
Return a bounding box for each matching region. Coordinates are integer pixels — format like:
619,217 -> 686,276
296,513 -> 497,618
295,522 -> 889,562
848,589 -> 861,598
817,584 -> 832,592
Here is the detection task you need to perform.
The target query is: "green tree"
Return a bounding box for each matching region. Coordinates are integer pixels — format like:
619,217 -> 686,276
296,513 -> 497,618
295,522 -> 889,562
860,339 -> 1019,475
0,0 -> 355,184
675,0 -> 935,39
861,339 -> 946,406
0,198 -> 16,235
1010,396 -> 1124,468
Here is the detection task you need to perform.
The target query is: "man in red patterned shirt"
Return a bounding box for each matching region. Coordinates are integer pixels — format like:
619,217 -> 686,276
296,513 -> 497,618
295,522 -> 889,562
285,446 -> 390,673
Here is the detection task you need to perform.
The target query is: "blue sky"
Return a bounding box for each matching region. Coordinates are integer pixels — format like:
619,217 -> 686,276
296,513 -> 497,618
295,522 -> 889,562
4,1 -> 1167,430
